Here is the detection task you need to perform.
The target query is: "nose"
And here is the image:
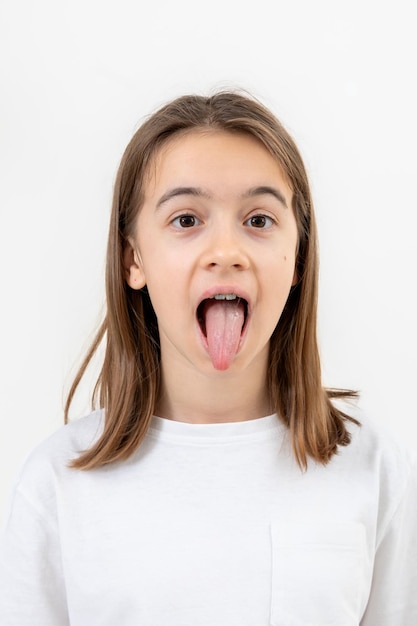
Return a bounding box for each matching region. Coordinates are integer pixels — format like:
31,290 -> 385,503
199,223 -> 250,271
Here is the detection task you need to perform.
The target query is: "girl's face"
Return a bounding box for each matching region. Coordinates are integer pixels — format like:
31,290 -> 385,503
125,130 -> 298,378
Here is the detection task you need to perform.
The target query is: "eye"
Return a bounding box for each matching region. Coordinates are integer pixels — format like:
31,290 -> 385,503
171,214 -> 201,228
245,214 -> 275,229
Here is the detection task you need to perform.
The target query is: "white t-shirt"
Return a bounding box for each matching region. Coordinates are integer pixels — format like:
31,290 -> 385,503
0,409 -> 416,625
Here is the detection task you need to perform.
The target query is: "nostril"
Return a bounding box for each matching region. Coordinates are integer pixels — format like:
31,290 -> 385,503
201,240 -> 250,270
206,260 -> 247,270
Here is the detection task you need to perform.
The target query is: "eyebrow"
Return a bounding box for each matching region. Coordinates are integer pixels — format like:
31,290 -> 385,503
156,185 -> 288,209
156,187 -> 211,208
243,186 -> 288,208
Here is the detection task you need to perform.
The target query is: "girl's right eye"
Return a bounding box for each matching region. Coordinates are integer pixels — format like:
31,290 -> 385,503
171,214 -> 201,228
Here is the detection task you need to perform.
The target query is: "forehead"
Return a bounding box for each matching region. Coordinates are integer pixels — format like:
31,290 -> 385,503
144,129 -> 292,199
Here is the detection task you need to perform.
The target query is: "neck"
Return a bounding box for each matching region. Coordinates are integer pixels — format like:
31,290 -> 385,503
156,353 -> 272,424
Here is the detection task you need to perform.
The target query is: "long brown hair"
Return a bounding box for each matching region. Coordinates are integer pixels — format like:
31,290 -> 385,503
65,90 -> 358,470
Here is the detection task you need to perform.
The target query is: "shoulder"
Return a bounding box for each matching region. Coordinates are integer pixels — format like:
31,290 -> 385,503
335,399 -> 415,466
23,410 -> 104,469
349,405 -> 415,470
11,410 -> 104,501
338,402 -> 416,515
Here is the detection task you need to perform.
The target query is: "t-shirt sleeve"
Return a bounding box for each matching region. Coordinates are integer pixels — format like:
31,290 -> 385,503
360,456 -> 417,625
0,484 -> 70,625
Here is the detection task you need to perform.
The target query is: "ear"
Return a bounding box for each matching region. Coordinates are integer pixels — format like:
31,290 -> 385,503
123,239 -> 146,290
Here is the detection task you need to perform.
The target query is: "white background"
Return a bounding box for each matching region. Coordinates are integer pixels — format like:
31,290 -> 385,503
0,0 -> 416,524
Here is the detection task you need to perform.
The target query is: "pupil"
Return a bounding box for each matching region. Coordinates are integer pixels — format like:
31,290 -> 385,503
252,216 -> 266,227
180,216 -> 195,227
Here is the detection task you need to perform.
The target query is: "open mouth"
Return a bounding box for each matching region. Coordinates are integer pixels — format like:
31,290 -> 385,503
196,293 -> 249,370
197,294 -> 249,337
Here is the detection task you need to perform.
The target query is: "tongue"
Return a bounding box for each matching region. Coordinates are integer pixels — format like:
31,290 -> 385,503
203,299 -> 245,370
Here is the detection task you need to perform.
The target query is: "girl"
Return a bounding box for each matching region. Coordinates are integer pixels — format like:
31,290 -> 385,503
0,91 -> 416,625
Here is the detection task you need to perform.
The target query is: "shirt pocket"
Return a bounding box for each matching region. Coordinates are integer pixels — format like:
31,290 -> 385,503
270,521 -> 366,626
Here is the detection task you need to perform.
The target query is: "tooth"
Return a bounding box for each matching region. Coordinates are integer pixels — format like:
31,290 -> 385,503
213,294 -> 237,301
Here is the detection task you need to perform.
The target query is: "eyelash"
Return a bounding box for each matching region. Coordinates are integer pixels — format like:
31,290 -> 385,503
171,213 -> 276,229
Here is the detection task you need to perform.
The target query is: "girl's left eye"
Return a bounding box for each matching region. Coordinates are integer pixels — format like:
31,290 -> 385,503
245,214 -> 275,228
171,214 -> 201,228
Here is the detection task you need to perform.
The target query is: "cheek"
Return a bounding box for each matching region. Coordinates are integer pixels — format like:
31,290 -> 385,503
143,267 -> 182,324
138,238 -> 167,278
278,250 -> 297,278
265,255 -> 297,304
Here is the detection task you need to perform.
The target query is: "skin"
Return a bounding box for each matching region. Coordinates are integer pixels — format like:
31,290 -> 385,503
124,130 -> 298,423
